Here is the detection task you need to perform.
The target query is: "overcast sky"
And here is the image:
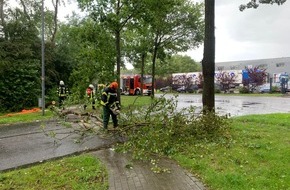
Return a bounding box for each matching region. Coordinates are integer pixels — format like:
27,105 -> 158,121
10,0 -> 290,63
58,0 -> 290,65
187,0 -> 290,63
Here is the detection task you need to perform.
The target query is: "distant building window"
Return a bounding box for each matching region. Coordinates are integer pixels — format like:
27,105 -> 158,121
217,66 -> 224,70
258,64 -> 267,69
276,62 -> 285,67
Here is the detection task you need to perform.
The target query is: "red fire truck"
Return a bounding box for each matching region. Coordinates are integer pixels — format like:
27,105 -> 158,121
120,74 -> 153,95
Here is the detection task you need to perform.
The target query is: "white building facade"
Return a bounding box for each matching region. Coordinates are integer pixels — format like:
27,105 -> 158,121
215,57 -> 290,83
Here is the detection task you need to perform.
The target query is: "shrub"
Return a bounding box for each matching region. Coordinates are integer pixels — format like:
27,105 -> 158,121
239,86 -> 249,94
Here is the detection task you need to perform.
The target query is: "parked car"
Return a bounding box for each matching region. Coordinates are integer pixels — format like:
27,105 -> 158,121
159,86 -> 171,92
176,86 -> 186,93
176,85 -> 198,93
258,83 -> 280,93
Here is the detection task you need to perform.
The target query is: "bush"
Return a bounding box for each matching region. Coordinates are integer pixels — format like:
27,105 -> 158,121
215,88 -> 221,93
272,86 -> 280,93
0,60 -> 40,112
239,86 -> 249,94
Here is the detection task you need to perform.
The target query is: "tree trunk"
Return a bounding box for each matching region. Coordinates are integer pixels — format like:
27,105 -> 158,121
151,36 -> 159,99
0,0 -> 6,39
51,0 -> 59,44
116,29 -> 121,104
19,0 -> 30,21
140,52 -> 146,96
115,0 -> 121,105
202,0 -> 215,112
0,0 -> 4,25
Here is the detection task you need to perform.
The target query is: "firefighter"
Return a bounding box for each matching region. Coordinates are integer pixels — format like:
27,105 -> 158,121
100,82 -> 120,130
57,80 -> 69,107
84,84 -> 96,110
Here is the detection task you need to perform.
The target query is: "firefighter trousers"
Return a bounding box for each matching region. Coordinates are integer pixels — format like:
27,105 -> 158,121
103,106 -> 118,129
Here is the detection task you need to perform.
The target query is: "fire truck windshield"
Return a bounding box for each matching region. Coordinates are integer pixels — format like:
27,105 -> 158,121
143,77 -> 152,84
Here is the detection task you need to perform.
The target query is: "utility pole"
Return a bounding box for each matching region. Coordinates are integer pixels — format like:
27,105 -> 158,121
41,0 -> 45,115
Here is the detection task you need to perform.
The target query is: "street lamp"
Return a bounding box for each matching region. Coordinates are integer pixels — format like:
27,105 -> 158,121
41,0 -> 45,116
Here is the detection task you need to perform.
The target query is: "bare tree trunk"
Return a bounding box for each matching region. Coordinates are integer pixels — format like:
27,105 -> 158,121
116,29 -> 121,103
19,0 -> 30,21
115,0 -> 121,104
140,52 -> 146,96
51,0 -> 59,44
202,0 -> 215,112
0,0 -> 4,25
0,0 -> 7,39
151,35 -> 159,99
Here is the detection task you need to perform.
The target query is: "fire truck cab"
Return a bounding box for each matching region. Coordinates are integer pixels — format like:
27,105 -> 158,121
120,74 -> 153,95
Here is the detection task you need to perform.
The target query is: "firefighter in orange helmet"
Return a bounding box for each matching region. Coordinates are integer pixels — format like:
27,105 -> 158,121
100,82 -> 120,130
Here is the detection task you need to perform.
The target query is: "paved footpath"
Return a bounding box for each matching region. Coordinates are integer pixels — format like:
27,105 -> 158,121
92,149 -> 206,190
0,119 -> 207,190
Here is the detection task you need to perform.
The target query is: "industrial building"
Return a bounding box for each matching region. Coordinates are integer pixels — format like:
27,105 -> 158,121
215,57 -> 290,83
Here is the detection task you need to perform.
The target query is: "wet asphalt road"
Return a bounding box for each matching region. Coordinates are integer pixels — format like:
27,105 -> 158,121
161,94 -> 290,117
0,121 -> 117,171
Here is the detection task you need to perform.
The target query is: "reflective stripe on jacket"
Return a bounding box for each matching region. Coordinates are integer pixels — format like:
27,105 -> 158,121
58,86 -> 68,97
100,87 -> 118,106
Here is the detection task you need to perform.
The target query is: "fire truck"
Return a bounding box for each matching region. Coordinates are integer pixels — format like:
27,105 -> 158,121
120,74 -> 153,95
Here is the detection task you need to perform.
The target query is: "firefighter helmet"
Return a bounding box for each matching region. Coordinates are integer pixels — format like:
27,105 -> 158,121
110,82 -> 118,89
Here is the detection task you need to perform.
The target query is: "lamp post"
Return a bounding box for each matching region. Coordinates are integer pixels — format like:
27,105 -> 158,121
41,0 -> 45,116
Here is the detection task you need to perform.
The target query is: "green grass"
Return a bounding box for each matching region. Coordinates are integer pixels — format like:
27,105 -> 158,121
0,96 -> 150,125
174,113 -> 290,190
121,95 -> 153,107
0,155 -> 108,190
0,110 -> 54,125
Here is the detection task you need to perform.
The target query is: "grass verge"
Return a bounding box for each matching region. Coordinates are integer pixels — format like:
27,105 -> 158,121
174,113 -> 290,190
121,95 -> 152,107
0,110 -> 54,125
0,155 -> 108,190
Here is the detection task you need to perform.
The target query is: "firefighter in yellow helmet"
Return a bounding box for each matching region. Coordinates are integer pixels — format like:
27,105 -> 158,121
100,82 -> 120,130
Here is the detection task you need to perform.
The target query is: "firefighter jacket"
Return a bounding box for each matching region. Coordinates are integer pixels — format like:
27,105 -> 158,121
57,85 -> 69,97
100,87 -> 118,107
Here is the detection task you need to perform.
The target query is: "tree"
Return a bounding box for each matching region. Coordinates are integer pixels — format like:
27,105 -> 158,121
242,66 -> 267,92
123,21 -> 153,95
202,0 -> 215,111
215,70 -> 237,92
155,55 -> 201,77
239,0 -> 287,11
140,0 -> 204,98
77,0 -> 141,104
56,16 -> 115,100
0,1 -> 45,112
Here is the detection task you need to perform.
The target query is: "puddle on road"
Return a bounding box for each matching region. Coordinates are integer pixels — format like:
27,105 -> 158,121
184,100 -> 200,103
242,102 -> 262,107
215,99 -> 230,103
184,99 -> 231,103
182,99 -> 202,103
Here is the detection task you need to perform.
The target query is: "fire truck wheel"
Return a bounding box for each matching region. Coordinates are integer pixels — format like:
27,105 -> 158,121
135,89 -> 141,95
